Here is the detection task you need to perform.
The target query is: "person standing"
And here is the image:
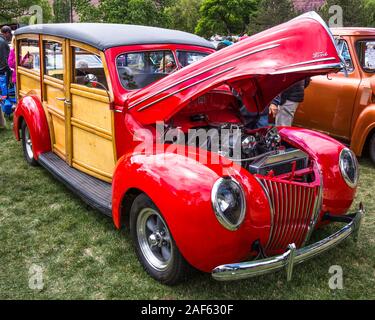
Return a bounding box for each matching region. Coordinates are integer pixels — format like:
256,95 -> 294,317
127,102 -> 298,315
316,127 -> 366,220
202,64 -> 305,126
0,25 -> 12,128
8,36 -> 16,86
270,79 -> 310,126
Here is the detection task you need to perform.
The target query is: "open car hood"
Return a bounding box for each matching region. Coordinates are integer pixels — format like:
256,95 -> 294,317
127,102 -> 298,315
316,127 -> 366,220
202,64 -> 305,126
126,12 -> 342,125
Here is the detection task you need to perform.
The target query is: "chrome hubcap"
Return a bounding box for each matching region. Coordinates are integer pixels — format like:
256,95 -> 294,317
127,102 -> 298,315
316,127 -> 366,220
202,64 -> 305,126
137,208 -> 173,271
25,127 -> 33,159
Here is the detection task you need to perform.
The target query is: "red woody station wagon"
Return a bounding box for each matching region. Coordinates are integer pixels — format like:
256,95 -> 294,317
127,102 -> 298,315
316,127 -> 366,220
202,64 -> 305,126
13,12 -> 364,285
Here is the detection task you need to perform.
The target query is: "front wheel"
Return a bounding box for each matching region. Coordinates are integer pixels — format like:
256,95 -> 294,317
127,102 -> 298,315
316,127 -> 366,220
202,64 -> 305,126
130,194 -> 193,285
21,121 -> 38,166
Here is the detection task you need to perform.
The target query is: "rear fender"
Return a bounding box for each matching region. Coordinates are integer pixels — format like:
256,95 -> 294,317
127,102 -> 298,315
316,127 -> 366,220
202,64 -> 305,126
13,95 -> 51,159
350,104 -> 375,156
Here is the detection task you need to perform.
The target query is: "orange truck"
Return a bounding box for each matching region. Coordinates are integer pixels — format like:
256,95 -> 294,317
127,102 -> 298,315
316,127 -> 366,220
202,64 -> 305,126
294,28 -> 375,163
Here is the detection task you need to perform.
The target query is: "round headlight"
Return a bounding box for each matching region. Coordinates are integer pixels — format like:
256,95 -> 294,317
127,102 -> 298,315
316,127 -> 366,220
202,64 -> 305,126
211,177 -> 246,231
339,148 -> 359,188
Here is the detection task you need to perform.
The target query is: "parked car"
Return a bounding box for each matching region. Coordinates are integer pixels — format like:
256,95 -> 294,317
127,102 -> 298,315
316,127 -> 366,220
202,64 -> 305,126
294,27 -> 375,163
13,13 -> 364,285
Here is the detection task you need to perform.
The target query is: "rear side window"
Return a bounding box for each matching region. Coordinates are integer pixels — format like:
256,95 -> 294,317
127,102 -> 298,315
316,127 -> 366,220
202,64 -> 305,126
177,51 -> 209,68
72,47 -> 108,89
43,40 -> 63,80
18,39 -> 40,71
356,40 -> 375,73
116,51 -> 177,90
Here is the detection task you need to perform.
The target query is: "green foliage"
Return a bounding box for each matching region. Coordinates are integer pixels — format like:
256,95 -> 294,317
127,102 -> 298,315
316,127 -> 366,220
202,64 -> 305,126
247,0 -> 297,35
318,0 -> 368,27
53,0 -> 71,23
364,0 -> 375,27
164,0 -> 203,33
195,0 -> 260,37
74,0 -> 102,22
0,0 -> 36,23
1,0 -> 53,24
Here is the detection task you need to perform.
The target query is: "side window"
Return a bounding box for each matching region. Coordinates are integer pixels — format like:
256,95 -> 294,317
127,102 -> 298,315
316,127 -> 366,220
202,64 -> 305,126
336,39 -> 354,72
356,40 -> 375,73
72,47 -> 108,89
18,39 -> 40,71
43,41 -> 63,80
116,50 -> 177,90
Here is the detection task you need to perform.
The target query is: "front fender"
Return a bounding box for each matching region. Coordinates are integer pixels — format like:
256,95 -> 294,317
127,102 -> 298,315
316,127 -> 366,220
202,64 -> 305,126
279,127 -> 356,216
13,95 -> 51,159
112,149 -> 271,272
350,104 -> 375,156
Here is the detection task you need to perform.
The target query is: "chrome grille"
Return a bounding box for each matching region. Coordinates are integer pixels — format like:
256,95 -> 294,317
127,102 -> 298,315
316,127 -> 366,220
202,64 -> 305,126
257,178 -> 321,252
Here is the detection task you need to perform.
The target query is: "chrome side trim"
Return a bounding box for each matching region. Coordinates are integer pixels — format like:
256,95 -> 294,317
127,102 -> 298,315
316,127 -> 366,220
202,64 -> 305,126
276,57 -> 336,69
271,63 -> 342,75
129,43 -> 280,110
302,169 -> 323,246
255,177 -> 275,247
212,204 -> 364,281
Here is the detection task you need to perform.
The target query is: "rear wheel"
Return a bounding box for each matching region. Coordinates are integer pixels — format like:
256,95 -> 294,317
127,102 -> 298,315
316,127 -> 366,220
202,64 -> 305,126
369,133 -> 375,165
130,194 -> 193,285
21,121 -> 38,166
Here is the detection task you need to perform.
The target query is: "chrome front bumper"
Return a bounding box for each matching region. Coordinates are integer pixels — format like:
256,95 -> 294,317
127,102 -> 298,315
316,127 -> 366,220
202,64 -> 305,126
212,204 -> 365,281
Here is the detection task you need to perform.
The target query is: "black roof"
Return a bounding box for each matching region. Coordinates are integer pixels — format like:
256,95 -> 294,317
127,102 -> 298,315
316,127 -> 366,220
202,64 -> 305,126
15,23 -> 215,51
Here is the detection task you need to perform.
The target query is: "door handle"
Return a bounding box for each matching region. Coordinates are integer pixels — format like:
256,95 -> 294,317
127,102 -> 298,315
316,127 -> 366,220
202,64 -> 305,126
56,97 -> 71,105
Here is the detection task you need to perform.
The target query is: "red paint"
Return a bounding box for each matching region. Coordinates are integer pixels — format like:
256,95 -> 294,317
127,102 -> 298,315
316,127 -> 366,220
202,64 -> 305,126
13,95 -> 51,159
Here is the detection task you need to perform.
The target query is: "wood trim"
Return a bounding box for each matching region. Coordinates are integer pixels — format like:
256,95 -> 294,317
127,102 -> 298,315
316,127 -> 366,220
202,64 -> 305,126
43,76 -> 64,89
53,144 -> 65,159
72,160 -> 112,183
15,38 -> 20,100
47,104 -> 65,120
70,40 -> 101,55
42,35 -> 65,43
65,39 -> 73,166
71,117 -> 113,140
17,67 -> 41,80
38,34 -> 44,101
16,34 -> 39,40
110,111 -> 117,160
71,87 -> 109,103
70,83 -> 108,97
19,89 -> 27,96
42,102 -> 56,148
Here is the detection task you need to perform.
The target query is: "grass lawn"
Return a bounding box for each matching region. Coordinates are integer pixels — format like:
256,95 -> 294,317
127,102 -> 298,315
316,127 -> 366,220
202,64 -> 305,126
0,123 -> 374,300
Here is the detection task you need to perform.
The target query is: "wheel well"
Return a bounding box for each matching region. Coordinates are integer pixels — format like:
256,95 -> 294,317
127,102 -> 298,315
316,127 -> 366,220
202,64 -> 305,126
363,127 -> 375,157
18,116 -> 25,140
120,188 -> 143,228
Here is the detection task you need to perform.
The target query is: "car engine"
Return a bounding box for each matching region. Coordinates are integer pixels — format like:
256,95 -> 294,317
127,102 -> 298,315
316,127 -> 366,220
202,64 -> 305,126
164,123 -> 310,177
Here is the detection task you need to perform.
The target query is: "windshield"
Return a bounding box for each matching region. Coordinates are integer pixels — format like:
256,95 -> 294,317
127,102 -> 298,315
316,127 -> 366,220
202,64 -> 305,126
117,50 -> 177,90
356,40 -> 375,73
116,50 -> 210,90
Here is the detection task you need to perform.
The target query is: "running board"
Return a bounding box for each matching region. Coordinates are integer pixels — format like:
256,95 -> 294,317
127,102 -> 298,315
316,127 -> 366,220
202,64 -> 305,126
38,152 -> 112,217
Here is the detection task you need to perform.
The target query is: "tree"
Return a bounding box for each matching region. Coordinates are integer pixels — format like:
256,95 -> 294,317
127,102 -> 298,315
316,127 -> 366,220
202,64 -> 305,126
364,0 -> 375,26
195,0 -> 260,37
0,0 -> 34,22
74,0 -> 102,22
164,0 -> 203,33
247,0 -> 297,35
318,0 -> 368,27
1,0 -> 53,24
53,0 -> 70,23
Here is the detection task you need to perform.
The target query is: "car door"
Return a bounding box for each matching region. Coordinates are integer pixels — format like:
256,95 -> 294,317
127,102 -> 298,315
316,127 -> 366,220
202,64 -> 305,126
41,36 -> 68,160
67,42 -> 116,183
294,37 -> 361,141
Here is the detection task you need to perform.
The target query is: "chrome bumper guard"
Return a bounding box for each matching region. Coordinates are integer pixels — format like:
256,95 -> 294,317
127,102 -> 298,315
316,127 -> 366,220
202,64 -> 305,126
212,204 -> 365,282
